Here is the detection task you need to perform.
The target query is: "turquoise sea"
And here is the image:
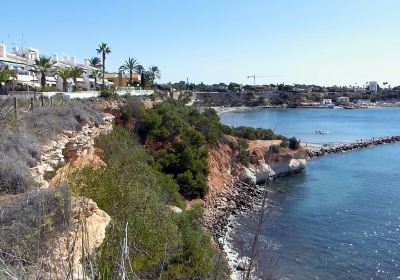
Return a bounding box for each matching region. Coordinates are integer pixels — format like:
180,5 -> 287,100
221,108 -> 400,144
221,108 -> 400,279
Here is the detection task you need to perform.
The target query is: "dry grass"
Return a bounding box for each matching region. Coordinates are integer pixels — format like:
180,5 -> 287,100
0,187 -> 71,265
0,101 -> 104,193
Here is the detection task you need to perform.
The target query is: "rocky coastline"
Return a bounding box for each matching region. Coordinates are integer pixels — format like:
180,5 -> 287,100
205,134 -> 400,278
307,135 -> 400,158
204,139 -> 307,247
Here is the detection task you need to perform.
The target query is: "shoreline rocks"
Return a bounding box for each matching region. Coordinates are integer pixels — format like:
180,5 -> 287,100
204,140 -> 307,248
307,136 -> 400,158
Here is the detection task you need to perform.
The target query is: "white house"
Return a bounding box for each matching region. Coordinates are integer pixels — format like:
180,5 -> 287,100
0,42 -> 108,91
0,43 -> 39,87
321,98 -> 333,105
336,96 -> 350,105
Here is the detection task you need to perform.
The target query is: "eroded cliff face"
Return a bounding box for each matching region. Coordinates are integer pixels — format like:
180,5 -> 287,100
43,197 -> 111,279
204,137 -> 307,241
27,112 -> 114,279
245,139 -> 307,184
30,113 -> 114,188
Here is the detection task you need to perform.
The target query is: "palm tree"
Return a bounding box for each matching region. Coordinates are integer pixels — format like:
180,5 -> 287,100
8,68 -> 17,92
96,43 -> 111,89
119,57 -> 139,86
149,66 -> 161,80
56,68 -> 72,92
140,70 -> 152,89
89,69 -> 101,90
148,66 -> 161,87
70,66 -> 84,85
0,65 -> 12,94
88,57 -> 102,69
133,65 -> 144,88
33,56 -> 56,88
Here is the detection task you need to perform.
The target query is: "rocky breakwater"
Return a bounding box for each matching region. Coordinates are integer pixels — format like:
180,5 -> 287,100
307,135 -> 400,158
204,138 -> 307,244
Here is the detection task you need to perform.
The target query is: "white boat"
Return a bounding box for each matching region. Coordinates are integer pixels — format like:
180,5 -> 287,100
313,130 -> 330,135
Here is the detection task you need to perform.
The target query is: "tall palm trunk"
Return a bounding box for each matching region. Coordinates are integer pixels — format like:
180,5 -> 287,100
102,53 -> 105,89
129,70 -> 132,86
94,76 -> 97,90
41,73 -> 46,88
63,80 -> 68,92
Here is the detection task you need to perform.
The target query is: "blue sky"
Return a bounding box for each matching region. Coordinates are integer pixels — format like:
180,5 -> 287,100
1,0 -> 399,86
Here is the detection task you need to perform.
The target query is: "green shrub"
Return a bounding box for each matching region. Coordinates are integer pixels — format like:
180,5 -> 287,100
270,144 -> 280,154
99,87 -> 117,99
40,85 -> 59,92
71,127 -> 221,279
289,137 -> 300,150
136,101 -> 222,199
280,140 -> 289,148
223,125 -> 287,141
227,138 -> 250,166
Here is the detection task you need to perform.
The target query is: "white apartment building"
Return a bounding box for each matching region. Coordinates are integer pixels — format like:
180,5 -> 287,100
369,81 -> 378,92
0,43 -> 39,86
0,43 -> 109,91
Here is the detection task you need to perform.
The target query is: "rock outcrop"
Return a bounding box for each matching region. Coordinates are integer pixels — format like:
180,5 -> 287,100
30,113 -> 114,188
27,112 -> 114,279
43,197 -> 111,279
204,138 -> 307,242
245,140 -> 307,184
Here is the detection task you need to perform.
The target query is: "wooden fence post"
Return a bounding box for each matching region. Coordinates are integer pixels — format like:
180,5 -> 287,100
41,95 -> 44,106
30,97 -> 34,111
50,96 -> 53,107
14,97 -> 17,118
61,96 -> 64,106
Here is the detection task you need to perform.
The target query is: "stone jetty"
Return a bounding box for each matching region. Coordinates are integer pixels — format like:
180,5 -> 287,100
307,136 -> 400,158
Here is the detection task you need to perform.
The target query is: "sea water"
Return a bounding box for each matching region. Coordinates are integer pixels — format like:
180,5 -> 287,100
221,107 -> 400,144
221,108 -> 400,279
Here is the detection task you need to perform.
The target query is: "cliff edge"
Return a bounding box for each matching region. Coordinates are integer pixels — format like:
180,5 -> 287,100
204,137 -> 307,242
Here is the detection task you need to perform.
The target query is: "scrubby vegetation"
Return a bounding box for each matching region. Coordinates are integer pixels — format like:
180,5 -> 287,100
71,127 -> 226,279
270,144 -> 281,154
121,99 -> 297,199
0,101 -> 103,193
136,100 -> 224,198
99,87 -> 117,99
0,187 -> 71,266
222,125 -> 287,141
228,138 -> 250,166
288,136 -> 301,150
0,96 -> 300,279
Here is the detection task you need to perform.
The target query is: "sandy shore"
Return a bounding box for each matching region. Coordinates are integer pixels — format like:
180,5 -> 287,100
212,106 -> 254,116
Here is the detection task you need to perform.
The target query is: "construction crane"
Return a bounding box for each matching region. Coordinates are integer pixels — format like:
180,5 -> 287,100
246,74 -> 281,87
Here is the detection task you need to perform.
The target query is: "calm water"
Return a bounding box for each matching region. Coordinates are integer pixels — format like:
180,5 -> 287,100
221,108 -> 400,279
221,108 -> 400,144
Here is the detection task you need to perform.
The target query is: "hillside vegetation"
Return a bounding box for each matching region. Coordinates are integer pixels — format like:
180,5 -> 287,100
0,97 -> 299,279
71,126 -> 227,279
132,99 -> 292,199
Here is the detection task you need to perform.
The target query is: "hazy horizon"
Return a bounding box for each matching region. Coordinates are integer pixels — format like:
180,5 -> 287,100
1,0 -> 399,87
